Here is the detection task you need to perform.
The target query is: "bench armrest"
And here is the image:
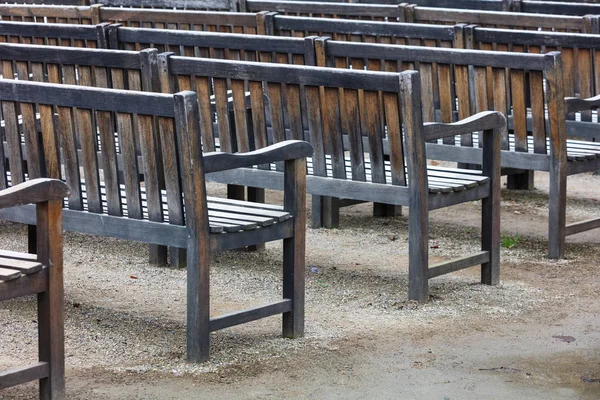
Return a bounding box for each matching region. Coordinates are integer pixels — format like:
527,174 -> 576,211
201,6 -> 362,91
0,179 -> 70,210
423,111 -> 506,141
565,95 -> 600,114
203,140 -> 313,174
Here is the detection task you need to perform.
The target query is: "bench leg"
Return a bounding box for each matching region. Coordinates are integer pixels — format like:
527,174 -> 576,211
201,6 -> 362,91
311,195 -> 323,228
548,171 -> 566,260
169,247 -> 187,268
186,238 -> 210,363
28,224 -> 37,254
283,158 -> 306,338
149,245 -> 168,266
373,203 -> 402,217
310,195 -> 340,229
481,184 -> 500,286
227,184 -> 245,201
408,202 -> 429,303
506,170 -> 534,190
37,201 -> 66,400
247,187 -> 266,251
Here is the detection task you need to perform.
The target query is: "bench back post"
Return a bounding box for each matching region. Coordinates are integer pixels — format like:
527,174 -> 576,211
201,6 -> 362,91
173,90 -> 212,362
543,51 -> 567,259
314,36 -> 333,68
140,47 -> 160,92
399,71 -> 429,303
107,23 -> 121,49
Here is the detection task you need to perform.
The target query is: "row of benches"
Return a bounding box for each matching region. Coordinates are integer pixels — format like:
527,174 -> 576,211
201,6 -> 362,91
0,53 -> 505,364
10,0 -> 600,17
1,18 -> 599,258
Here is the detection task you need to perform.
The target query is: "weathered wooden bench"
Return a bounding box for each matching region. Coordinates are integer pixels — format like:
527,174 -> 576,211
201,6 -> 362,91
157,55 -> 504,302
0,178 -> 70,399
0,79 -> 312,362
315,38 -> 600,259
240,0 -> 599,33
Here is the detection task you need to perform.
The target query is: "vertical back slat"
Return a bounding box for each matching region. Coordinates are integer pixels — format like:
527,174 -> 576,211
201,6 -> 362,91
56,106 -> 82,210
231,79 -> 250,152
529,71 -> 547,155
137,114 -> 163,223
510,69 -> 528,152
305,85 -> 326,177
2,99 -> 24,185
116,112 -> 142,219
364,90 -> 385,184
195,76 -> 216,152
75,108 -> 102,213
492,67 -> 510,150
343,88 -> 366,182
323,87 -> 346,180
97,110 -> 122,216
21,102 -> 42,179
285,83 -> 303,141
213,77 -> 233,152
158,115 -> 184,228
577,48 -> 592,121
383,91 -> 406,186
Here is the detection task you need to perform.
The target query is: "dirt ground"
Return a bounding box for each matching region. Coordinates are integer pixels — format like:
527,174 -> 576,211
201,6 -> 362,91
1,170 -> 599,399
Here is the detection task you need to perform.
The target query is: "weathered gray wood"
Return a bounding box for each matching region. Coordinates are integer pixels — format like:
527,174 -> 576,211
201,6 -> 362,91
0,362 -> 49,390
209,299 -> 291,332
565,217 -> 600,236
428,251 -> 489,279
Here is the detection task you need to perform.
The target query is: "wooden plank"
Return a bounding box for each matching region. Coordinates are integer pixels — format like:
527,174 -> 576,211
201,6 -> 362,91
0,257 -> 42,274
116,112 -> 142,219
565,217 -> 600,237
427,251 -> 489,279
209,299 -> 292,332
0,362 -> 49,390
0,266 -> 21,281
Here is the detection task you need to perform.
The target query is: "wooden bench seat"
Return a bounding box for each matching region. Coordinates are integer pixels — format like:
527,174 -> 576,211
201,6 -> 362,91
305,158 -> 490,193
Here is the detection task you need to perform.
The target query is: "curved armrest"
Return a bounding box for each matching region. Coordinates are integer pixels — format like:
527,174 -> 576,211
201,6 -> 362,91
204,140 -> 314,174
565,95 -> 600,114
0,178 -> 70,210
423,111 -> 506,141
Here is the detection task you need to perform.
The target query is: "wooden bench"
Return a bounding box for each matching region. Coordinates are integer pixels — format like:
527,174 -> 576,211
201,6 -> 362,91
0,178 -> 70,399
157,55 -> 504,302
241,0 -> 599,33
315,37 -> 600,259
0,79 -> 312,362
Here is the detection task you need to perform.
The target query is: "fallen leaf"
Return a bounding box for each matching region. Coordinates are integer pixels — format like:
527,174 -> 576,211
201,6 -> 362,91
552,335 -> 575,343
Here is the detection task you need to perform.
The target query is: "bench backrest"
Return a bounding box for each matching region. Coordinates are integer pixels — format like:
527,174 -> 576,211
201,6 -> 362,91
0,21 -> 106,47
160,56 -> 424,187
465,26 -> 600,109
107,25 -> 314,65
0,42 -> 154,90
100,8 -> 259,33
0,4 -> 97,24
90,0 -> 239,12
0,79 -> 200,233
317,38 -> 565,157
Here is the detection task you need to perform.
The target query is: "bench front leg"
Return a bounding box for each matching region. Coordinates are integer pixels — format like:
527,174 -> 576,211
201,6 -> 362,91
282,158 -> 306,338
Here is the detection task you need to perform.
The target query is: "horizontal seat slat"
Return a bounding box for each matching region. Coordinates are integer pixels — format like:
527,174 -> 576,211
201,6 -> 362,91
0,257 -> 43,275
0,249 -> 37,262
0,266 -> 21,281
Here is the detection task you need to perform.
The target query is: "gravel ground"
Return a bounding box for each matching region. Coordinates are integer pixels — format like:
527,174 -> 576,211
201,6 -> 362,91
0,170 -> 599,399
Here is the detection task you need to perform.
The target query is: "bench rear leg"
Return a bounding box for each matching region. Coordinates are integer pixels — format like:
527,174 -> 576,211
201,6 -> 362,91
373,203 -> 402,217
149,245 -> 168,266
507,170 -> 534,190
186,239 -> 210,363
310,195 -> 340,229
481,188 -> 500,285
247,187 -> 266,251
28,224 -> 37,254
408,203 -> 429,303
